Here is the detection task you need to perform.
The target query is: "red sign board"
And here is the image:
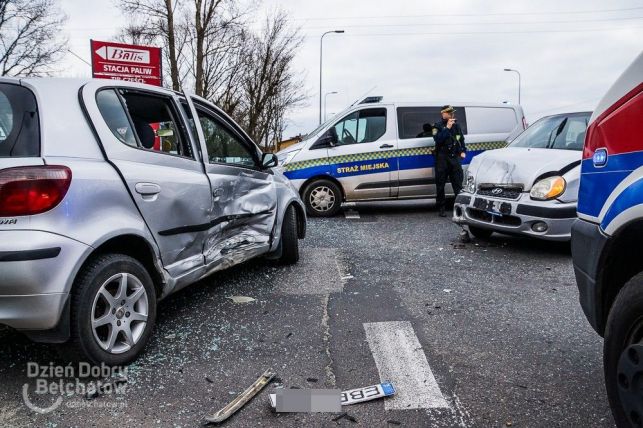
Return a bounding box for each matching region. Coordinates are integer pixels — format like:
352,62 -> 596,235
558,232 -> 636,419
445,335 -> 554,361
91,40 -> 162,86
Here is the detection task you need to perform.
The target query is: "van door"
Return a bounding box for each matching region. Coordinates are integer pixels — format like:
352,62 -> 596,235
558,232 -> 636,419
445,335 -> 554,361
395,106 -> 455,197
326,107 -> 396,201
83,84 -> 212,279
185,97 -> 277,269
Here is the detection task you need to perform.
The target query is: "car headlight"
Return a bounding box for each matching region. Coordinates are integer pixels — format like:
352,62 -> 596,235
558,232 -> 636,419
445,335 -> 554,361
277,150 -> 300,166
465,172 -> 476,193
530,176 -> 566,200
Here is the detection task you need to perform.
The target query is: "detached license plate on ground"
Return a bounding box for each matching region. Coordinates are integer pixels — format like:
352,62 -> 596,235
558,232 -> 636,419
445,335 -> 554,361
340,382 -> 396,405
473,197 -> 512,216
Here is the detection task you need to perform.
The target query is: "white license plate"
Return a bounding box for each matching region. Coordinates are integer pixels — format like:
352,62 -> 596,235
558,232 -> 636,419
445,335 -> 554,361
269,382 -> 396,409
340,382 -> 396,405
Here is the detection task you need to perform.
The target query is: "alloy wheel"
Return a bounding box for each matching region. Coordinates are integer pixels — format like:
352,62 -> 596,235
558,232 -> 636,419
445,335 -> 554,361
91,273 -> 149,354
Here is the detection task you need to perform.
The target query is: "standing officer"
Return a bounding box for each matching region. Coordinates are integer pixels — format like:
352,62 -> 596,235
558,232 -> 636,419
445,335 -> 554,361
433,105 -> 466,217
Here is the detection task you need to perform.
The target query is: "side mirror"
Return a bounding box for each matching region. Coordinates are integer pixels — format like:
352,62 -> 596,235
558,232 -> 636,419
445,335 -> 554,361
312,128 -> 338,149
261,152 -> 278,169
157,128 -> 174,137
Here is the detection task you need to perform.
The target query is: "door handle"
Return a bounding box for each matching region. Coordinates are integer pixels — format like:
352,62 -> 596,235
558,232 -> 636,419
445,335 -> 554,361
380,144 -> 394,149
135,182 -> 161,195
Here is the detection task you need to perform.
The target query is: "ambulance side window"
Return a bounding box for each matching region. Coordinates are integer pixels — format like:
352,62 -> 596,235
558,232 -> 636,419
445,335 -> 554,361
333,108 -> 386,146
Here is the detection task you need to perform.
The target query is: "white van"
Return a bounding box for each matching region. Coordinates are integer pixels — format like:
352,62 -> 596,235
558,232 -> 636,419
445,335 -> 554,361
277,97 -> 526,216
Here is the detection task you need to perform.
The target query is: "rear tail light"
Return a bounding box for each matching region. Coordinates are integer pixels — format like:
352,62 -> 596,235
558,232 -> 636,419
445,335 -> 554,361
0,166 -> 72,216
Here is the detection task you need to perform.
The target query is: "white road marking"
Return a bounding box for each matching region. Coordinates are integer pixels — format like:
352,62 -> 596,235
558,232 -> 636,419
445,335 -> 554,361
344,209 -> 360,219
363,321 -> 449,410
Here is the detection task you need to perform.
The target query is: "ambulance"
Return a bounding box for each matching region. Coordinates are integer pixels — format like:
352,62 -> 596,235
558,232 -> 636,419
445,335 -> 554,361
277,97 -> 526,216
571,51 -> 643,427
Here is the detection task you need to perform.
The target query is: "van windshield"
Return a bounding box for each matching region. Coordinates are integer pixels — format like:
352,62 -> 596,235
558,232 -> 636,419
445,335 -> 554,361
509,113 -> 590,151
0,83 -> 40,157
302,104 -> 354,142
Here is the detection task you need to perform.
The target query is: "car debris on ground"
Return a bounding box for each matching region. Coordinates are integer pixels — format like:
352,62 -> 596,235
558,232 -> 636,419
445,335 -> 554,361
204,369 -> 275,424
226,296 -> 257,304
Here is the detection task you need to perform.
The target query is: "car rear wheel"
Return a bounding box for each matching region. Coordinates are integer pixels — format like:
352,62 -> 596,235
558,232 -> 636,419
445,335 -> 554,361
278,205 -> 299,265
67,253 -> 157,365
604,273 -> 643,428
303,179 -> 342,217
468,225 -> 494,239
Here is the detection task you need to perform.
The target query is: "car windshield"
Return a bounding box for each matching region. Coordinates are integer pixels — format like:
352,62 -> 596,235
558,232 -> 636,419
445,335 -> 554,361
509,113 -> 591,151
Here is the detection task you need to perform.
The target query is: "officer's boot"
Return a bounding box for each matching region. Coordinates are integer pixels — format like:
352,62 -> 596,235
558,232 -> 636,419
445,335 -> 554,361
438,206 -> 446,217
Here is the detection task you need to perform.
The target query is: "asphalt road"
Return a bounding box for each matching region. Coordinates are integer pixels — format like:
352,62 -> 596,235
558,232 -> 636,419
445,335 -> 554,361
0,200 -> 614,427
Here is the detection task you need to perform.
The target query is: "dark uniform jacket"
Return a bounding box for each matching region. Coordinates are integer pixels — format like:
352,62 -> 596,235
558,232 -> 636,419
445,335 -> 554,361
433,120 -> 466,158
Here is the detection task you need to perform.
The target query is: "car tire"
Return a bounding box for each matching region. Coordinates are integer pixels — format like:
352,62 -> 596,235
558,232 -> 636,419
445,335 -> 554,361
468,225 -> 494,239
278,205 -> 299,265
604,273 -> 643,428
303,179 -> 342,217
66,253 -> 157,365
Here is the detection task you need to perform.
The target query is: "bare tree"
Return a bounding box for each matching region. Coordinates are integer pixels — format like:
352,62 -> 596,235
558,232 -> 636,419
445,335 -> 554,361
115,2 -> 307,147
0,0 -> 67,77
189,0 -> 248,99
117,0 -> 186,91
115,23 -> 158,46
239,11 -> 306,148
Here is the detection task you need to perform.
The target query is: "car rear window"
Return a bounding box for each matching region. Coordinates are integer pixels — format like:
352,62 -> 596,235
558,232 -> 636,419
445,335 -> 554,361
0,83 -> 40,157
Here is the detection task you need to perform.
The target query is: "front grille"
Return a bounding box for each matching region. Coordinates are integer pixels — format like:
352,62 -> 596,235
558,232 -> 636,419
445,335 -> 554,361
467,208 -> 522,226
477,184 -> 523,200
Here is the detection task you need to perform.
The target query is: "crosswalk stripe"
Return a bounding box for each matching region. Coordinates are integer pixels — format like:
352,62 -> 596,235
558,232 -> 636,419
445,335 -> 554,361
363,321 -> 449,410
344,209 -> 360,219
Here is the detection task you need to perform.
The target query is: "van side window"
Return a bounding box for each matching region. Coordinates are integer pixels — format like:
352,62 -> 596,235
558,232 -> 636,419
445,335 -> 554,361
397,107 -> 468,139
333,108 -> 386,146
195,106 -> 258,168
465,107 -> 515,134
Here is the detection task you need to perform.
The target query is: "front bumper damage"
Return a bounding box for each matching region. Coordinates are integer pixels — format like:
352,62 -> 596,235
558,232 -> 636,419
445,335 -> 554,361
452,192 -> 577,241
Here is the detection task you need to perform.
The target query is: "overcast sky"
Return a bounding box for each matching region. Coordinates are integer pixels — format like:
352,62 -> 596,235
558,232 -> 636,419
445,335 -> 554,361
59,0 -> 642,138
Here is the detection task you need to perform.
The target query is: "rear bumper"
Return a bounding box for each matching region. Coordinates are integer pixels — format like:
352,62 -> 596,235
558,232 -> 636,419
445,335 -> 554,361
0,293 -> 68,330
571,218 -> 610,335
453,192 -> 577,241
0,230 -> 90,330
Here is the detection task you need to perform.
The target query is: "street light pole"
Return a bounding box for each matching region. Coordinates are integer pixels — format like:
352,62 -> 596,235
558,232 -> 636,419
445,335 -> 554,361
320,30 -> 344,125
504,68 -> 521,105
324,91 -> 338,121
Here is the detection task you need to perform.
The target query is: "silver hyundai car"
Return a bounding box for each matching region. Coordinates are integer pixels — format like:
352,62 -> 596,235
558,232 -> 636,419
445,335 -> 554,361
453,112 -> 591,241
0,77 -> 306,364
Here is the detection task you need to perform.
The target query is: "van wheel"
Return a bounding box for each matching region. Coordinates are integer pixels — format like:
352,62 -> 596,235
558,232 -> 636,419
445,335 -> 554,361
278,205 -> 299,265
67,254 -> 157,365
303,179 -> 342,217
468,225 -> 493,239
604,273 -> 643,428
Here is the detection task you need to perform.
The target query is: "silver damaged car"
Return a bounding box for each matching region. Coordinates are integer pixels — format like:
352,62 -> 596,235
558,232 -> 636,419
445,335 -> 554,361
453,112 -> 591,241
0,78 -> 306,364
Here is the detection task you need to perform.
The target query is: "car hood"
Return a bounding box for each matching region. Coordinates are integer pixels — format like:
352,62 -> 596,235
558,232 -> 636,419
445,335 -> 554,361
469,147 -> 581,191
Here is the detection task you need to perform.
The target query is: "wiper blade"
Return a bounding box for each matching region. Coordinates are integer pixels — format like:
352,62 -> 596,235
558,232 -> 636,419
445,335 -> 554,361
549,117 -> 568,148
